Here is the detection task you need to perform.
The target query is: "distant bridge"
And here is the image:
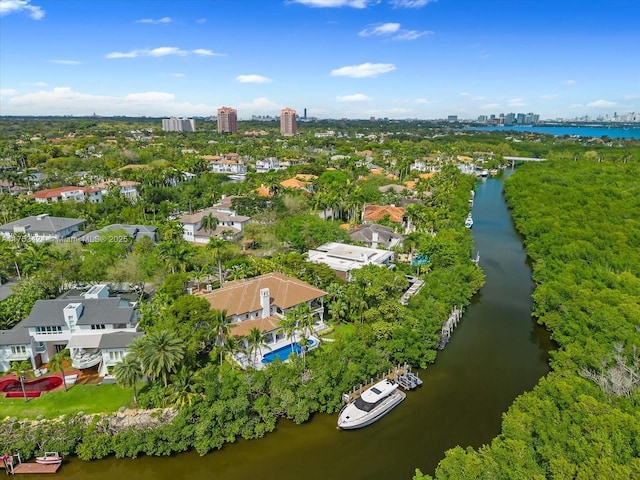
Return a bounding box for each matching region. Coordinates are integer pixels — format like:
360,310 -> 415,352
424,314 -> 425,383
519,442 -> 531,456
503,156 -> 546,166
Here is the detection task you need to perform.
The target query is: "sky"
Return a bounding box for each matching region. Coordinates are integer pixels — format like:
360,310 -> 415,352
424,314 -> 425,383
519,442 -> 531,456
1,0 -> 639,120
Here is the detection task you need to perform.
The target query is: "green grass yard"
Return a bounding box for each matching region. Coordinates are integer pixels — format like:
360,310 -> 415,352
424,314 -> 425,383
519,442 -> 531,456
0,384 -> 135,419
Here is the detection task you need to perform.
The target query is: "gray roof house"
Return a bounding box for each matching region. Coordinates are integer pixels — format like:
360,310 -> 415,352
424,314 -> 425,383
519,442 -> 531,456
12,284 -> 141,377
0,320 -> 36,373
0,214 -> 85,243
349,224 -> 404,250
79,224 -> 157,243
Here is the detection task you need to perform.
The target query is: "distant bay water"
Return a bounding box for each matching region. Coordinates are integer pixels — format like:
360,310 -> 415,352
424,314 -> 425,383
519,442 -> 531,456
463,125 -> 640,139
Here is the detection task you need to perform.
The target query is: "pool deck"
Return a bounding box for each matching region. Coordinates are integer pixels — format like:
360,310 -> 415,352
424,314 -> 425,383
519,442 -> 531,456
234,327 -> 327,370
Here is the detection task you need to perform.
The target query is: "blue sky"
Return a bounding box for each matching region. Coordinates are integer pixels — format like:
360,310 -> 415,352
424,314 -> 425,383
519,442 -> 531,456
1,0 -> 639,119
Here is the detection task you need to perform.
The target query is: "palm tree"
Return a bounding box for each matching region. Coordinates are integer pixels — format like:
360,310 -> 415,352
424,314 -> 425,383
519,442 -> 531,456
135,330 -> 184,388
200,213 -> 218,235
165,366 -> 202,407
49,349 -> 71,391
161,221 -> 184,242
209,309 -> 232,365
206,237 -> 227,286
280,311 -> 298,350
246,327 -> 270,366
221,336 -> 243,369
113,353 -> 143,405
9,360 -> 33,403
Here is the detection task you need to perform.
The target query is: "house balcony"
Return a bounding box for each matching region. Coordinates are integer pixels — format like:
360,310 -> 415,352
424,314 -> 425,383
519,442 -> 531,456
6,352 -> 30,361
71,349 -> 102,369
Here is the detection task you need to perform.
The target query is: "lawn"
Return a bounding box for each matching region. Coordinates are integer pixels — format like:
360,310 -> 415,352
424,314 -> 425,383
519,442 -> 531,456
322,322 -> 356,339
0,383 -> 135,419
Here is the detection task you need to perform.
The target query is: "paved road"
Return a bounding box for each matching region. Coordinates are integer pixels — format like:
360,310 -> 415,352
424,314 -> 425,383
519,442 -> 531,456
0,280 -> 17,302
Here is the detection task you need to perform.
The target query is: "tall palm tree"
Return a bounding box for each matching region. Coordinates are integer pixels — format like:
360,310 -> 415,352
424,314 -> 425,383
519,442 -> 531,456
200,213 -> 218,235
246,327 -> 270,367
113,353 -> 143,405
135,330 -> 184,388
9,360 -> 33,403
209,309 -> 231,365
221,336 -> 243,369
280,311 -> 298,350
206,237 -> 227,286
49,349 -> 71,391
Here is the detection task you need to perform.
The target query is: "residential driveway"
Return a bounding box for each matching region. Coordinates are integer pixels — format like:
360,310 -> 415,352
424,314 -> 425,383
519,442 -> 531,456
0,280 -> 17,302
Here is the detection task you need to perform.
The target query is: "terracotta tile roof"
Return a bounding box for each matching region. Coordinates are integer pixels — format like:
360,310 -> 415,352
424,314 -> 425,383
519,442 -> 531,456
363,204 -> 406,223
419,173 -> 436,179
230,315 -> 280,336
280,178 -> 308,189
404,180 -> 417,190
29,186 -> 100,199
197,272 -> 326,317
256,185 -> 272,197
179,207 -> 250,225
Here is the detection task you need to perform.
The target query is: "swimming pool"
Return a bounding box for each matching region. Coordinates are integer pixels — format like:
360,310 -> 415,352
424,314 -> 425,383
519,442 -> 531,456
261,339 -> 317,364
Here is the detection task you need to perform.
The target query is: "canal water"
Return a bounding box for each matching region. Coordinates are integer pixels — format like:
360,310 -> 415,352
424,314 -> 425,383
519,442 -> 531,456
54,170 -> 552,480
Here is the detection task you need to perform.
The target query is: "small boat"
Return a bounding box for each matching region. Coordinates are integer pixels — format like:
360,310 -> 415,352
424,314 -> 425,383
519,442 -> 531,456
465,214 -> 474,229
337,378 -> 406,430
35,452 -> 63,465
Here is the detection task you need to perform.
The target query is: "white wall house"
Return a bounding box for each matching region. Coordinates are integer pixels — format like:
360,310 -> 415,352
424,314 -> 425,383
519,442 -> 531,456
29,186 -> 103,204
0,214 -> 86,243
255,157 -> 280,173
11,284 -> 141,377
307,242 -> 395,281
179,206 -> 251,244
197,272 -> 327,368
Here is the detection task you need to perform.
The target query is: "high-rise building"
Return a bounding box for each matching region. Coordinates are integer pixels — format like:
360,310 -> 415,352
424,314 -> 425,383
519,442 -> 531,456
280,107 -> 297,136
162,117 -> 196,132
217,107 -> 238,134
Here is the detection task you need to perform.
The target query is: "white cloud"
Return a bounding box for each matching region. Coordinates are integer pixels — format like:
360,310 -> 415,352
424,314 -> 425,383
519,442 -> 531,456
291,0 -> 373,8
564,79 -> 577,85
0,87 -> 217,116
481,103 -> 500,110
48,59 -> 82,65
539,94 -> 558,100
587,99 -> 617,108
336,93 -> 371,102
358,22 -> 432,40
507,98 -> 526,107
359,23 -> 401,37
136,17 -> 172,24
22,81 -> 47,87
196,18 -> 207,24
106,47 -> 225,59
0,89 -> 18,97
168,73 -> 185,78
331,62 -> 396,78
237,97 -> 281,116
393,29 -> 433,40
236,74 -> 272,84
390,0 -> 437,8
414,98 -> 432,104
0,0 -> 45,19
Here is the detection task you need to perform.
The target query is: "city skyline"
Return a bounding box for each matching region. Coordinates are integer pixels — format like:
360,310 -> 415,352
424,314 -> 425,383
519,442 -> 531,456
1,0 -> 639,119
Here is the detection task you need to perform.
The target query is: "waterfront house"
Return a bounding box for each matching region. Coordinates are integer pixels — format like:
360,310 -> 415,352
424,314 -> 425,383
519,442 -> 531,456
349,224 -> 404,250
0,214 -> 86,243
196,272 -> 326,368
307,242 -> 395,281
79,224 -> 157,243
1,285 -> 141,377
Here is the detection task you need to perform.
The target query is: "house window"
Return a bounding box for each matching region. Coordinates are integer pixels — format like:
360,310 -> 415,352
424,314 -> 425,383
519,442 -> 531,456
109,351 -> 123,361
35,326 -> 63,334
91,324 -> 106,330
11,345 -> 26,355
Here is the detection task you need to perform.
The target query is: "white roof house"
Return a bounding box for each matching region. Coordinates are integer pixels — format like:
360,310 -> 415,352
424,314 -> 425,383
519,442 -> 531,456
307,242 -> 395,280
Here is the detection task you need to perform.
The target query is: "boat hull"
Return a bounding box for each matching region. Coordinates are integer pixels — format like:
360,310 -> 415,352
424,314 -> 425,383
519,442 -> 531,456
35,459 -> 62,465
337,390 -> 406,430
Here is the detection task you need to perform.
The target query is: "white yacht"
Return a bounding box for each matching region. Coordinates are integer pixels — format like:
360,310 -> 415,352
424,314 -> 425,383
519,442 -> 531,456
337,378 -> 406,429
465,214 -> 474,229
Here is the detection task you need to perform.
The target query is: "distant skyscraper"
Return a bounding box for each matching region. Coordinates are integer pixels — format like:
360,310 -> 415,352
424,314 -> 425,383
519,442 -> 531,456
217,107 -> 238,134
303,108 -> 307,120
280,107 -> 297,136
162,117 -> 196,132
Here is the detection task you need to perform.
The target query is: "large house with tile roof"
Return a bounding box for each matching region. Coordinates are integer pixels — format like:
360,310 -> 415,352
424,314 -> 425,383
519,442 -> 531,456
179,206 -> 251,243
196,272 -> 326,366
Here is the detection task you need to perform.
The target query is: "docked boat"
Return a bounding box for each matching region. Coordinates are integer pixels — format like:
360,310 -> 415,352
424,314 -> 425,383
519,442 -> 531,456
465,214 -> 474,229
337,378 -> 406,430
35,452 -> 63,465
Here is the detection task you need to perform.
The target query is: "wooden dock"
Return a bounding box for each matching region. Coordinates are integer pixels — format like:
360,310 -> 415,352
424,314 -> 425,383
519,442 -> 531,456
342,364 -> 423,403
2,453 -> 62,475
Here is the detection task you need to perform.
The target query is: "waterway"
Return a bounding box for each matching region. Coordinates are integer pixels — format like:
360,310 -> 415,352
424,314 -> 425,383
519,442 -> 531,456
465,124 -> 640,139
52,170 -> 553,480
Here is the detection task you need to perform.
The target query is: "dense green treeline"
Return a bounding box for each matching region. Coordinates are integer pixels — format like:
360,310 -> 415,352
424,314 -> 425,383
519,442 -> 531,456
416,159 -> 640,479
